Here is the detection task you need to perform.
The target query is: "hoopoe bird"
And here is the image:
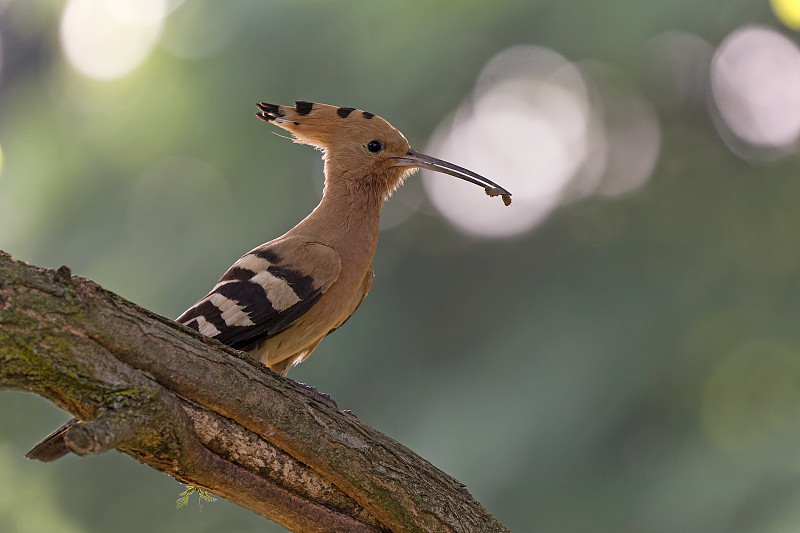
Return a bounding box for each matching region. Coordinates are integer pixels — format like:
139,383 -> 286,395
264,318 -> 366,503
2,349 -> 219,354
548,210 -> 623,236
26,101 -> 511,462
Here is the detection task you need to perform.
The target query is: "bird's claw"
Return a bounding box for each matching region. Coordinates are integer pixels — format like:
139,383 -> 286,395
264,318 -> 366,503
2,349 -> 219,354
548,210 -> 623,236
290,380 -> 340,409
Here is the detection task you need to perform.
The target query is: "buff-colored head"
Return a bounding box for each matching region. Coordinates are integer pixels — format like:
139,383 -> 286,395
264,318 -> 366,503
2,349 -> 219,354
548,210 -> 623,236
257,101 -> 511,205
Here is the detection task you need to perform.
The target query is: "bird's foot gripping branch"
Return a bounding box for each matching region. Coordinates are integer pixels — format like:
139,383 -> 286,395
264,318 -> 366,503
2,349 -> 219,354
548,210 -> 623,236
0,251 -> 509,533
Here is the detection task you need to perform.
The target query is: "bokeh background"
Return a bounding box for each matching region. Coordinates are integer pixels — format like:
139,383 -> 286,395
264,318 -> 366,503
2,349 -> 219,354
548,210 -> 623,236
2,0 -> 800,531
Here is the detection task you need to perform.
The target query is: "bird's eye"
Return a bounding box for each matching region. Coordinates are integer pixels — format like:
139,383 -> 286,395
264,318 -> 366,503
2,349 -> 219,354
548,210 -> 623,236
367,140 -> 383,153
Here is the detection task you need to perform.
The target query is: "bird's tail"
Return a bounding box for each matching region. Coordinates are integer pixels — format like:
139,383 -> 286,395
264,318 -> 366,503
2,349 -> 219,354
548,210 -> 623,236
25,418 -> 80,463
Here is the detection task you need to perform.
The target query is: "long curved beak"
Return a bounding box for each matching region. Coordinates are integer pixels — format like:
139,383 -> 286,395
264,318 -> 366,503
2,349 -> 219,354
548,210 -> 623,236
392,149 -> 512,206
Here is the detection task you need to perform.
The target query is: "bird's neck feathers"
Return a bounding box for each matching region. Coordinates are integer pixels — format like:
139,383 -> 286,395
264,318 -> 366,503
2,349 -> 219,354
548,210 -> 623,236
292,172 -> 384,262
289,151 -> 413,263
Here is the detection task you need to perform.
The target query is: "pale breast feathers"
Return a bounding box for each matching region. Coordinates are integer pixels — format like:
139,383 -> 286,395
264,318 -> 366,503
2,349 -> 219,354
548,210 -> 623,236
177,238 -> 341,350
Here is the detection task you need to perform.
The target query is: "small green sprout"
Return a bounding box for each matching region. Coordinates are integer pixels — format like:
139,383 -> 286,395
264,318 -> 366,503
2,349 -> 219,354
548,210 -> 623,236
176,484 -> 217,511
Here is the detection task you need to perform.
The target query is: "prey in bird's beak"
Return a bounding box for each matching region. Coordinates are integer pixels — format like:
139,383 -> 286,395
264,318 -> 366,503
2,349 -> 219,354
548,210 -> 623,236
391,149 -> 512,206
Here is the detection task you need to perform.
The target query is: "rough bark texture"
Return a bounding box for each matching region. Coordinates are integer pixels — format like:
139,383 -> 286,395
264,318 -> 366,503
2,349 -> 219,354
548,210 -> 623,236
0,251 -> 508,533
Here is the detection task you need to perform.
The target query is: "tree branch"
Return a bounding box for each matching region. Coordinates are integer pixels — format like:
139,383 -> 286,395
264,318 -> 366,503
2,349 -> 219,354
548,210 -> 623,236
0,251 -> 508,533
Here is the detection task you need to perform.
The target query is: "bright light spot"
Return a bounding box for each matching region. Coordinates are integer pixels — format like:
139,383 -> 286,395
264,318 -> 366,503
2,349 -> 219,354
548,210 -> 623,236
60,0 -> 167,80
598,96 -> 661,197
159,0 -> 247,59
711,25 -> 800,156
423,45 -> 662,239
423,45 -> 593,239
771,0 -> 800,31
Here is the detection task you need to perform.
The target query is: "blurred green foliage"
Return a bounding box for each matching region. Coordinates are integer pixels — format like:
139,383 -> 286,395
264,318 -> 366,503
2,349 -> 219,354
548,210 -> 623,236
2,1 -> 800,532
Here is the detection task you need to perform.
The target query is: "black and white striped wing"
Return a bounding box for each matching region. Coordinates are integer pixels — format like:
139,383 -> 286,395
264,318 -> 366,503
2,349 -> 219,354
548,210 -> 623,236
177,237 -> 341,350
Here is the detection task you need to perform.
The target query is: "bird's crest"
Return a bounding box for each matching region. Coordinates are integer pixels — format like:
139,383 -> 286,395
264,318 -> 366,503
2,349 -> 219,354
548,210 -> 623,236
256,101 -> 407,151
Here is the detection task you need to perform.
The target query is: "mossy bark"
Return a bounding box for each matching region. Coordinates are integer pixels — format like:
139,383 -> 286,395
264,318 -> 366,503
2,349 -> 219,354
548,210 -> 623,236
0,251 -> 508,533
